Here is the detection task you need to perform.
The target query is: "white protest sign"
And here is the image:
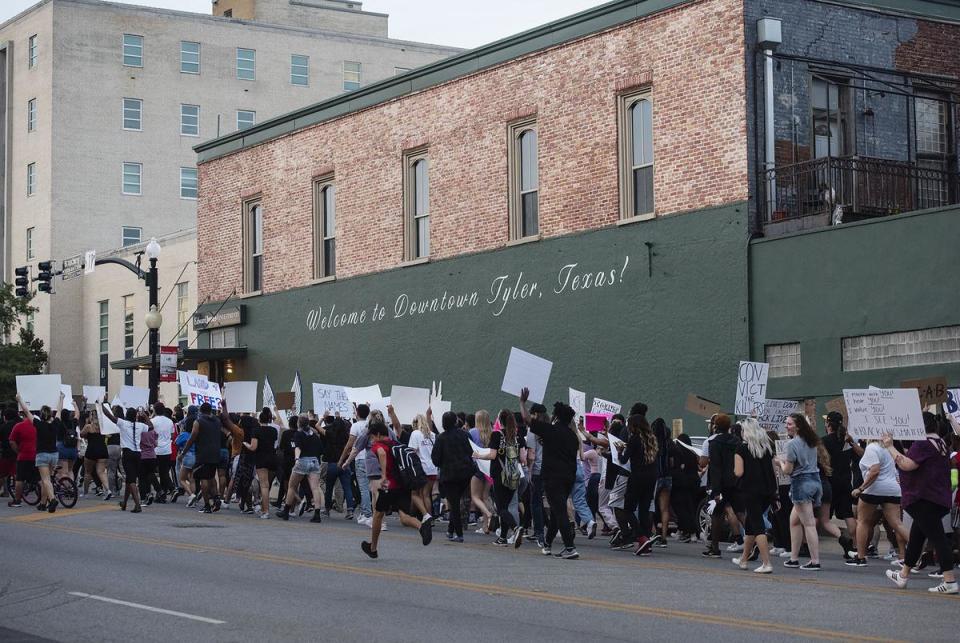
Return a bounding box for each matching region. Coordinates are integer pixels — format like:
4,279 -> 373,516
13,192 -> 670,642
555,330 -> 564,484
735,361 -> 769,416
470,440 -> 491,477
774,440 -> 791,486
757,399 -> 800,436
117,385 -> 149,410
431,399 -> 452,429
61,385 -> 75,412
591,397 -> 621,416
430,381 -> 444,404
569,388 -> 586,421
312,383 -> 353,417
390,386 -> 431,425
223,381 -> 258,413
178,371 -> 222,409
946,389 -> 960,431
82,385 -> 107,404
608,433 -> 631,472
344,385 -> 383,406
842,388 -> 925,441
369,397 -> 391,423
16,374 -> 63,409
97,403 -> 119,435
500,347 -> 552,404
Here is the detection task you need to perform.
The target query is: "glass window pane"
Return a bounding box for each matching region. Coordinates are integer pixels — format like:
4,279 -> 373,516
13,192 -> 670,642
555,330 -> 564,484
414,159 -> 428,215
343,61 -> 361,91
522,191 -> 539,237
123,98 -> 141,130
237,110 -> 255,130
323,186 -> 335,238
180,168 -> 198,198
633,166 -> 654,216
252,257 -> 262,291
122,163 -> 141,194
916,97 -> 947,156
520,129 -> 538,191
291,54 -> 309,86
180,41 -> 200,74
632,99 -> 653,167
181,104 -> 199,136
123,34 -> 142,67
237,48 -> 255,80
324,240 -> 335,277
416,217 -> 429,258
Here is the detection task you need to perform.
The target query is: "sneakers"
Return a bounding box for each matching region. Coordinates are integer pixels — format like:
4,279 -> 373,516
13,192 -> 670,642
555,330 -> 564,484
170,489 -> 182,503
753,564 -> 773,574
130,506 -> 142,514
635,537 -> 652,556
513,529 -> 524,549
928,581 -> 959,594
275,506 -> 290,521
608,528 -> 622,545
241,507 -> 255,515
186,494 -> 198,508
104,491 -> 114,502
321,508 -> 331,517
885,569 -> 908,588
345,512 -> 354,521
7,500 -> 22,508
845,557 -> 868,567
732,557 -> 748,570
928,571 -> 944,579
297,499 -> 307,517
701,548 -> 721,559
212,499 -> 222,513
890,559 -> 904,568
419,521 -> 433,546
259,512 -> 270,520
800,562 -> 821,571
779,551 -> 794,558
556,547 -> 580,560
783,559 -> 800,569
587,520 -> 597,540
726,542 -> 744,553
769,547 -> 785,556
506,528 -> 519,546
310,509 -> 323,524
199,507 -> 213,514
541,543 -> 552,556
677,533 -> 692,544
492,537 -> 509,546
361,541 -> 378,559
48,498 -> 58,513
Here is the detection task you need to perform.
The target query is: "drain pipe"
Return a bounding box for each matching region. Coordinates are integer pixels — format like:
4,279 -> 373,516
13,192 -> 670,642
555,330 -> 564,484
757,18 -> 782,218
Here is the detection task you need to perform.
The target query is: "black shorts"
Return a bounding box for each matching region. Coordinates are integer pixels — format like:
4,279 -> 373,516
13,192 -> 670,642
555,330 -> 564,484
16,461 -> 39,483
819,476 -> 832,507
121,449 -> 140,484
742,493 -> 770,536
256,454 -> 277,472
375,488 -> 412,515
831,479 -> 854,519
194,463 -> 218,481
719,487 -> 744,514
859,493 -> 901,507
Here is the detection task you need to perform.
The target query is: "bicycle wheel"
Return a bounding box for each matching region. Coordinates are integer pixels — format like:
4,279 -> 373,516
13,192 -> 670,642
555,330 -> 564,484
57,477 -> 78,508
4,476 -> 14,497
22,482 -> 40,506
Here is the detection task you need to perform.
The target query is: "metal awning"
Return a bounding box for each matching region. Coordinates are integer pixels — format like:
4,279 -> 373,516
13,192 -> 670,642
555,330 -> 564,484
110,347 -> 247,370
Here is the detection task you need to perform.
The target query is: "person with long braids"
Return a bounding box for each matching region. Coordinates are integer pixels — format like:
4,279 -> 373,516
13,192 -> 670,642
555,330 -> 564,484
615,413 -> 660,556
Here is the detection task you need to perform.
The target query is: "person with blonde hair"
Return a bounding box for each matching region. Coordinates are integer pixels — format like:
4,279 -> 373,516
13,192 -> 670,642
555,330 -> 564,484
469,410 -> 495,534
473,409 -> 525,547
733,418 -> 777,573
402,409 -> 436,523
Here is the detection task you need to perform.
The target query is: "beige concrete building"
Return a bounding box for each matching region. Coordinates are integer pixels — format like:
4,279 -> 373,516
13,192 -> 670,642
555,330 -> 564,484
0,0 -> 459,388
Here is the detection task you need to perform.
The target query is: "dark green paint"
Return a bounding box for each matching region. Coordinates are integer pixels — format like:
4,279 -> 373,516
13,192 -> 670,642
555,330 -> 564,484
206,203 -> 751,434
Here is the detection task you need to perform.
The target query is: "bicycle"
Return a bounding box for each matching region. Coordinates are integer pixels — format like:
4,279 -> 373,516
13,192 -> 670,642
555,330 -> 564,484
4,475 -> 78,509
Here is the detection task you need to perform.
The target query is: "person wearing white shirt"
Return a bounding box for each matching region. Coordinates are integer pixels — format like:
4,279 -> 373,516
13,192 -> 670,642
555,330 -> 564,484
101,404 -> 151,514
847,441 -> 909,566
151,404 -> 175,500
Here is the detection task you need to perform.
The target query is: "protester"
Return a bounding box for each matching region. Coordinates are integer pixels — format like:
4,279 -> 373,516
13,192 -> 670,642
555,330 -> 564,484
473,409 -> 524,547
777,414 -> 822,570
339,404 -> 372,526
138,420 -> 160,505
56,408 -> 79,483
671,433 -> 701,541
822,411 -> 859,557
732,418 -> 776,573
101,403 -> 150,513
319,412 -> 353,519
276,415 -> 324,523
616,413 -> 660,556
431,411 -> 475,542
703,414 -> 744,558
249,408 -> 280,518
179,403 -> 222,514
407,411 -> 437,527
846,437 -> 909,567
469,410 -> 496,534
8,408 -> 38,508
80,409 -> 110,498
152,403 -> 175,501
18,393 -> 64,512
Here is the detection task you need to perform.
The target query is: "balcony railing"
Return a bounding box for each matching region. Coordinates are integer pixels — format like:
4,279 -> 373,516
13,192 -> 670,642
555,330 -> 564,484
758,156 -> 959,225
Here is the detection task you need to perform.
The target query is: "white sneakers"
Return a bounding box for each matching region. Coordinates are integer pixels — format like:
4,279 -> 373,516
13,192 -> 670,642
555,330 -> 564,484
732,557 -> 748,570
885,570 -> 908,588
726,542 -> 744,553
928,581 -> 959,594
753,564 -> 773,574
769,547 -> 785,556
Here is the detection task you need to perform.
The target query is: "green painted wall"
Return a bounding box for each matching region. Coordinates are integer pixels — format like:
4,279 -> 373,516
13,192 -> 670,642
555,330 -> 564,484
750,205 -> 960,407
209,202 -> 751,434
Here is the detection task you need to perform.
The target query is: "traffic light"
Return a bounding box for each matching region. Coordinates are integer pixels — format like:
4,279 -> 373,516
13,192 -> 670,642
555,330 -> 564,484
37,261 -> 53,293
14,266 -> 29,298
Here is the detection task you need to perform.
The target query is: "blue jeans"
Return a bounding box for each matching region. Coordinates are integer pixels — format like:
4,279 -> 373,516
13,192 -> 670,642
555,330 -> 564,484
571,461 -> 593,525
324,463 -> 355,511
355,457 -> 371,518
531,474 -> 544,539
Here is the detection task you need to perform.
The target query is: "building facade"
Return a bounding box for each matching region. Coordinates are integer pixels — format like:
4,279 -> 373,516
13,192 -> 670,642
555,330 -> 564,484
0,0 -> 460,390
193,0 -> 960,429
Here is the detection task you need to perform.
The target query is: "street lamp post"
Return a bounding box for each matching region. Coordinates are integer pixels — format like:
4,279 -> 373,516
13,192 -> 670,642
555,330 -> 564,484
144,238 -> 162,405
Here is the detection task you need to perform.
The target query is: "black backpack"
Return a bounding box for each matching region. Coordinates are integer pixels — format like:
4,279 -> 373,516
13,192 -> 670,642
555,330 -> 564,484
390,443 -> 427,490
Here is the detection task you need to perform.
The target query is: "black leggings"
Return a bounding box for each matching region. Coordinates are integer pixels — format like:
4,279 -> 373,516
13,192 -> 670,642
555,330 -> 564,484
492,482 -> 517,538
443,478 -> 471,538
670,483 -> 699,536
544,477 -> 575,549
138,458 -> 160,497
620,473 -> 657,542
904,499 -> 954,574
157,456 -> 174,493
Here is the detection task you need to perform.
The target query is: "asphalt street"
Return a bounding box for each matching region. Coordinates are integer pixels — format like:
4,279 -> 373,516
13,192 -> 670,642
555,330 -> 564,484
0,498 -> 955,643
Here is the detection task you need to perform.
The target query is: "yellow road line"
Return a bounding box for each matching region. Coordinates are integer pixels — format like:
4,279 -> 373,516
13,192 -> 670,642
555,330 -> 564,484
19,521 -> 903,643
2,504 -> 116,523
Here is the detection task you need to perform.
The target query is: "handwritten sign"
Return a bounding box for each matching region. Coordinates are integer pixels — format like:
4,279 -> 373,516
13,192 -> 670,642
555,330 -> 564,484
735,361 -> 769,416
946,389 -> 960,435
842,388 -> 925,441
900,376 -> 948,407
685,394 -> 721,418
312,384 -> 352,417
591,398 -> 621,416
569,388 -> 586,422
501,347 -> 553,404
178,371 -> 222,410
757,399 -> 800,436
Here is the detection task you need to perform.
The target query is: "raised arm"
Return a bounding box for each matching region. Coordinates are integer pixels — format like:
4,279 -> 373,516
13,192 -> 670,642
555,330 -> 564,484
882,435 -> 919,472
56,390 -> 65,416
16,394 -> 33,422
100,401 -> 117,424
519,387 -> 531,426
387,404 -> 401,431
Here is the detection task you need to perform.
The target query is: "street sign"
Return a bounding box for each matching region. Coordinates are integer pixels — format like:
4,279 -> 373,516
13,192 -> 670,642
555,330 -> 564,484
84,250 -> 96,275
61,255 -> 83,281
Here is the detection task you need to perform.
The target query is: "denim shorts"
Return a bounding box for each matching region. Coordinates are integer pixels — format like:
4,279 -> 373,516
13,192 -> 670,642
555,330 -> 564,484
57,442 -> 79,461
35,452 -> 59,469
655,476 -> 673,493
790,473 -> 822,505
293,456 -> 321,476
181,452 -> 196,470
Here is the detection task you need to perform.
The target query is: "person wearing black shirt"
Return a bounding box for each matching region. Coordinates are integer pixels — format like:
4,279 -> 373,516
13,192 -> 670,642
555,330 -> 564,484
670,434 -> 701,541
432,411 -> 475,542
474,410 -> 525,547
319,414 -> 354,519
703,414 -> 744,558
181,403 -> 224,513
17,392 -> 64,512
822,411 -> 860,554
733,419 -> 778,573
56,409 -> 80,482
520,388 -> 579,560
275,416 -> 298,509
246,408 -> 280,518
276,416 -> 324,523
618,414 -> 661,556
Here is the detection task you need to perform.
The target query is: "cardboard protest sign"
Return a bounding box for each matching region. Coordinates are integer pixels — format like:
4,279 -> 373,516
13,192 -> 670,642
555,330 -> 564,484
82,385 -> 107,404
584,413 -> 609,432
842,388 -> 925,441
501,347 -> 552,404
591,398 -> 621,415
178,371 -> 222,410
774,440 -> 791,486
97,404 -> 119,435
344,385 -> 383,406
735,361 -> 769,416
117,385 -> 149,410
275,391 -> 296,411
390,386 -> 431,425
608,434 -> 631,472
569,388 -> 586,422
16,374 -> 62,409
671,419 -> 683,439
900,376 -> 948,407
757,399 -> 800,436
685,394 -> 721,418
61,385 -> 75,412
224,381 -> 258,413
312,384 -> 352,417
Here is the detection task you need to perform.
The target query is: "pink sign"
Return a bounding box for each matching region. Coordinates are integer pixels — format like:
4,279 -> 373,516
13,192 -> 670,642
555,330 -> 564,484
585,413 -> 611,432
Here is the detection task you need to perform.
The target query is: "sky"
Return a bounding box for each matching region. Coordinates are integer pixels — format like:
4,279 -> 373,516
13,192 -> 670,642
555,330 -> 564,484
0,0 -> 607,48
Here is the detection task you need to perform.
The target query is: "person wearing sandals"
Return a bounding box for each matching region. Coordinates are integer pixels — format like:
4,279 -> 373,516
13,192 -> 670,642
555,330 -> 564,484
732,418 -> 777,573
884,413 -> 958,595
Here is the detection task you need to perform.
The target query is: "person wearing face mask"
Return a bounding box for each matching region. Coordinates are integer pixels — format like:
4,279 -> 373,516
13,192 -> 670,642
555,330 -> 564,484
17,393 -> 64,512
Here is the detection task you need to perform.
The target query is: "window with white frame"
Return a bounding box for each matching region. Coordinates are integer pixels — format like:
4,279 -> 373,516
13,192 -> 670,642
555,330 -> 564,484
617,90 -> 655,219
28,34 -> 38,68
180,167 -> 198,199
123,98 -> 142,131
176,282 -> 189,346
291,54 -> 309,86
123,294 -> 134,357
98,301 -> 109,354
26,227 -> 34,260
343,61 -> 361,91
27,163 -> 36,196
27,98 -> 37,132
180,41 -> 200,74
123,34 -> 143,67
180,104 -> 199,136
122,162 -> 142,195
243,200 -> 263,292
842,326 -> 960,372
236,48 -> 255,80
237,110 -> 255,131
209,327 -> 237,349
403,149 -> 429,261
765,343 -> 802,378
313,177 -> 335,279
508,118 -> 539,240
122,226 -> 141,247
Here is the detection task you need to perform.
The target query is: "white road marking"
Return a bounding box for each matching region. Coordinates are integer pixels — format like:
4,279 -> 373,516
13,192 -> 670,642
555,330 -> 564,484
67,592 -> 225,624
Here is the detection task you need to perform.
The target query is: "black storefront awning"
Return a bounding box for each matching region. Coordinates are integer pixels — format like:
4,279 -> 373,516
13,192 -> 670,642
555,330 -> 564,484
110,347 -> 247,371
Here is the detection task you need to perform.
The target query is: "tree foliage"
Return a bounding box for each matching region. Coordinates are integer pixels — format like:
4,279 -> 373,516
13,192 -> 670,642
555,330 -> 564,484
0,283 -> 46,402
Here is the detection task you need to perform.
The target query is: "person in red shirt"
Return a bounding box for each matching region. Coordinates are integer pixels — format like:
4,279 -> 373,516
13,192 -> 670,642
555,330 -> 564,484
360,418 -> 431,559
8,413 -> 38,508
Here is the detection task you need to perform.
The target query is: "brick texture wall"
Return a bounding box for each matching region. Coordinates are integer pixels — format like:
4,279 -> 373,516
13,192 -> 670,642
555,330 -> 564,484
198,0 -> 748,302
